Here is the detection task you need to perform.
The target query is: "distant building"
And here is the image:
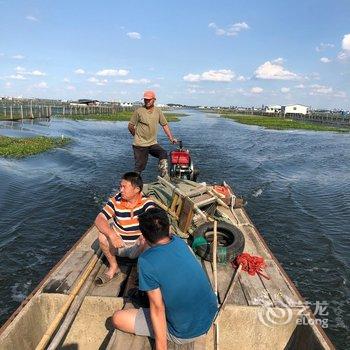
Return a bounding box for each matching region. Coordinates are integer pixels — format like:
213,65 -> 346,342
282,104 -> 309,115
71,99 -> 100,106
265,105 -> 281,114
120,102 -> 133,108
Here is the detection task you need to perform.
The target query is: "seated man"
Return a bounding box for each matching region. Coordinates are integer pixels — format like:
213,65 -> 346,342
112,207 -> 218,348
94,172 -> 155,285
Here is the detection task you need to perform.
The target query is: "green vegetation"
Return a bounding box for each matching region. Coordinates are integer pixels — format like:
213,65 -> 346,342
221,113 -> 349,132
164,112 -> 188,122
55,111 -> 188,122
0,135 -> 70,158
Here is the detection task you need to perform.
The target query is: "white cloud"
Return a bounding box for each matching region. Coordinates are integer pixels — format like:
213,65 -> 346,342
127,32 -> 141,40
333,91 -> 347,98
187,88 -> 197,94
281,87 -> 290,93
342,34 -> 350,51
251,87 -> 263,93
9,74 -> 26,80
320,57 -> 331,63
15,66 -> 25,72
12,54 -> 25,59
209,22 -> 249,37
87,77 -> 108,85
337,34 -> 350,61
254,59 -> 300,80
33,82 -> 48,88
29,70 -> 46,76
306,72 -> 321,80
63,77 -> 70,83
74,68 -> 85,74
87,77 -> 98,83
117,78 -> 150,84
309,84 -> 333,95
315,43 -> 334,52
66,85 -> 76,91
295,84 -> 305,89
337,52 -> 349,60
183,74 -> 201,82
26,15 -> 38,22
183,69 -> 235,82
14,66 -> 46,76
96,69 -> 129,77
237,75 -> 248,81
272,57 -> 284,64
5,82 -> 12,87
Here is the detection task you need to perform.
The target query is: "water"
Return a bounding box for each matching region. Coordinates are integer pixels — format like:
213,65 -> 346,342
0,111 -> 349,348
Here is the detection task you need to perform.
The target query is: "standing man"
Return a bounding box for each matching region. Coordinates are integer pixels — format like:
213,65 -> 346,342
128,91 -> 177,178
112,208 -> 218,349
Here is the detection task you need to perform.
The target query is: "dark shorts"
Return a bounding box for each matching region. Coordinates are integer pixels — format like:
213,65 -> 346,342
134,308 -> 204,344
133,144 -> 167,173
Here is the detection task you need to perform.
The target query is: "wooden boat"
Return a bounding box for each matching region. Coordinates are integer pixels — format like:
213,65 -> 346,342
0,177 -> 335,350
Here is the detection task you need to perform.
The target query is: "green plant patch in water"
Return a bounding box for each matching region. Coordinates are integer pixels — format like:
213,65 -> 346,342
0,135 -> 70,158
221,114 -> 349,133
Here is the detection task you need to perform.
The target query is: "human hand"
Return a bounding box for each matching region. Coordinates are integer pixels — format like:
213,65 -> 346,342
109,234 -> 125,249
171,138 -> 178,144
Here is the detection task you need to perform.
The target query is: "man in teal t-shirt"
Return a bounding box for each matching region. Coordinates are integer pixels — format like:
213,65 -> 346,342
112,207 -> 218,348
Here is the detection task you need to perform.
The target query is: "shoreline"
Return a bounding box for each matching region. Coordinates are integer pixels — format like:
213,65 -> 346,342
52,111 -> 188,122
220,113 -> 349,133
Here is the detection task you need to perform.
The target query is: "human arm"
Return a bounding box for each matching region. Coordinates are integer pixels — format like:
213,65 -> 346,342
128,110 -> 138,136
162,124 -> 177,144
159,110 -> 176,144
148,288 -> 167,350
94,213 -> 125,248
128,122 -> 135,136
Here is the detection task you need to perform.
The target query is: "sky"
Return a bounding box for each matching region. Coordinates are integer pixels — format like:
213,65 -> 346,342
0,0 -> 350,109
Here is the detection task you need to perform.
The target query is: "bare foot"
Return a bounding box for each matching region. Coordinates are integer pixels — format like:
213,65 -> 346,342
105,265 -> 120,279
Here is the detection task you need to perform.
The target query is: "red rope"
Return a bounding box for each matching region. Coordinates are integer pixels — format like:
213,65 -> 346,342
233,253 -> 270,280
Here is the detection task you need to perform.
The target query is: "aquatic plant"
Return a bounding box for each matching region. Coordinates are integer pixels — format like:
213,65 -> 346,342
0,136 -> 70,158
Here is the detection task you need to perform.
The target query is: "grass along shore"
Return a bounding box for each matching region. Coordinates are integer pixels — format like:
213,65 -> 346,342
0,135 -> 70,158
221,113 -> 349,132
54,110 -> 188,122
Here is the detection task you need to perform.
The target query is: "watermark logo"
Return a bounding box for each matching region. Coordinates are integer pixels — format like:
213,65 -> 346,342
257,294 -> 329,329
258,304 -> 294,327
296,301 -> 329,329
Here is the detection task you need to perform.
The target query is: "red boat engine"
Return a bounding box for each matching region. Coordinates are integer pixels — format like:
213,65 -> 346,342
169,141 -> 199,181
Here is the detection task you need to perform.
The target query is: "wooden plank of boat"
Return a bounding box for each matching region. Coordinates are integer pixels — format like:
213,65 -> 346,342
88,263 -> 131,297
227,278 -> 248,306
43,250 -> 95,294
217,205 -> 301,309
107,266 -> 151,350
259,259 -> 302,308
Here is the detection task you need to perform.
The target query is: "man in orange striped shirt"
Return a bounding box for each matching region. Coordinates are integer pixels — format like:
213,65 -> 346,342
94,172 -> 156,284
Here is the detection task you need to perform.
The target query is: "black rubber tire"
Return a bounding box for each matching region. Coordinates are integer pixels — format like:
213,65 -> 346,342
193,221 -> 245,262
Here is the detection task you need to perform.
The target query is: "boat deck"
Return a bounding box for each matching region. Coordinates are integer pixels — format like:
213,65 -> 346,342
0,179 -> 333,350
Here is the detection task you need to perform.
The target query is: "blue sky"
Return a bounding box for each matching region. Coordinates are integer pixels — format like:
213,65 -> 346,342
1,0 -> 349,109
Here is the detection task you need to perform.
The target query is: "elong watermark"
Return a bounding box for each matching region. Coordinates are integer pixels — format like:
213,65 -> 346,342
258,299 -> 329,329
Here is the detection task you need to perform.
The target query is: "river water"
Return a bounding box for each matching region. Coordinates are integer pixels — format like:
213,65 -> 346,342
0,111 -> 349,348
